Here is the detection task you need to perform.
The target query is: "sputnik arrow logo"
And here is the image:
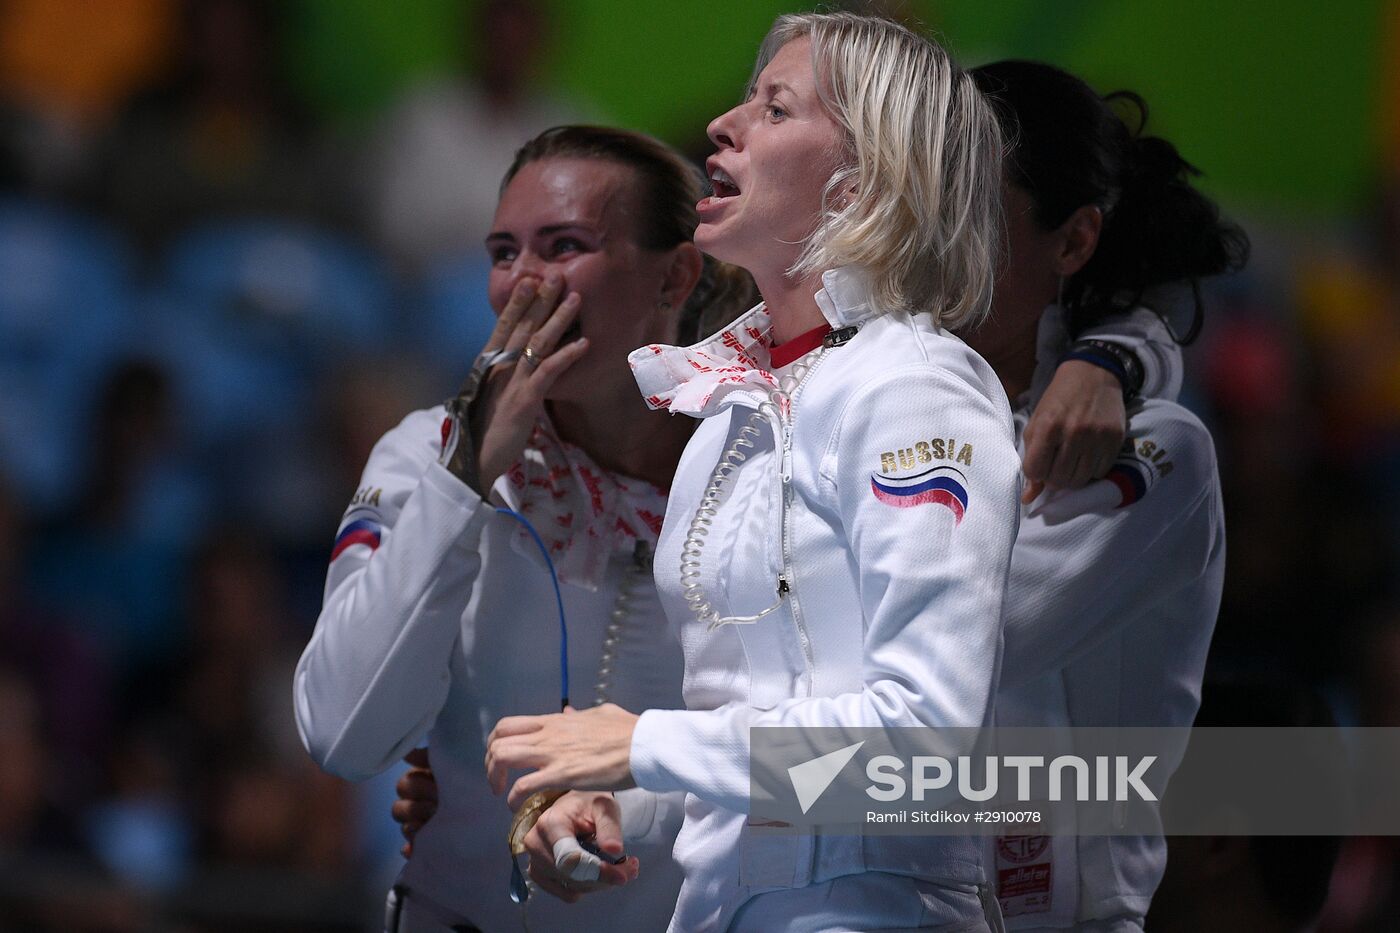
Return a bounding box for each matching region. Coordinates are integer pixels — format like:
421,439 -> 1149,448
787,741 -> 865,814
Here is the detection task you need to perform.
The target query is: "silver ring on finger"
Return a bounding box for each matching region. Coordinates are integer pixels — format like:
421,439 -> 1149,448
522,346 -> 544,370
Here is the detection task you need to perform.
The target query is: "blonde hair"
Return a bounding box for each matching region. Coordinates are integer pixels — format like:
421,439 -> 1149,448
752,12 -> 1002,329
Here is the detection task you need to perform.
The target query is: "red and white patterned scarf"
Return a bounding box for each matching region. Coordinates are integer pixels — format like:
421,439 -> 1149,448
628,268 -> 879,420
495,418 -> 669,591
629,303 -> 780,418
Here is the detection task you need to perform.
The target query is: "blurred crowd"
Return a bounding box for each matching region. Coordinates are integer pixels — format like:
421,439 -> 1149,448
0,0 -> 1396,931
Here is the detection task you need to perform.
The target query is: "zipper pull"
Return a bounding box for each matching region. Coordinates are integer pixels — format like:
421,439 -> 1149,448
780,423 -> 794,484
822,325 -> 859,348
777,575 -> 790,598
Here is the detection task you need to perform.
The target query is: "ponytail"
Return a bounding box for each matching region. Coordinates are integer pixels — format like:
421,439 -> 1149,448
1065,91 -> 1249,342
972,61 -> 1249,343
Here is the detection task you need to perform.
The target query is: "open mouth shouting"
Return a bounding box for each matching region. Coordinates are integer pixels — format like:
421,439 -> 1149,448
710,166 -> 740,199
699,159 -> 742,216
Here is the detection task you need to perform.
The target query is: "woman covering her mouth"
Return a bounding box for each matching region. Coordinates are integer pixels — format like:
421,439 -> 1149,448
486,13 -> 1023,930
294,124 -> 758,932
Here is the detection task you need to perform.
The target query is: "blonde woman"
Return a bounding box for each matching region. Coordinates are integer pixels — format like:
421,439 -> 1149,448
486,14 -> 1020,931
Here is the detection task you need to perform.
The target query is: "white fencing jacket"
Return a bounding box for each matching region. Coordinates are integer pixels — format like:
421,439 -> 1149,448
626,268 -> 1024,931
292,407 -> 688,932
991,306 -> 1223,931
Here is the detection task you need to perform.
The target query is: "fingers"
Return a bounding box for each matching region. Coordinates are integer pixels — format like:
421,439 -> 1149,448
392,758 -> 439,844
1047,447 -> 1084,491
525,796 -> 638,894
1024,416 -> 1122,492
590,795 -> 625,858
486,715 -> 551,794
525,291 -> 581,363
523,805 -> 585,903
484,278 -> 540,353
391,799 -> 436,834
528,862 -> 581,903
1067,450 -> 1099,489
1020,419 -> 1058,485
526,337 -> 589,392
552,836 -> 602,882
395,768 -> 438,805
551,837 -> 638,886
402,747 -> 430,769
504,274 -> 567,353
1055,423 -> 1123,489
488,742 -> 551,799
507,768 -> 553,809
579,794 -> 640,885
489,714 -> 548,746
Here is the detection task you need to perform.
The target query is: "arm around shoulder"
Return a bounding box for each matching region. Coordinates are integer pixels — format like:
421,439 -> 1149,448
1001,400 -> 1221,686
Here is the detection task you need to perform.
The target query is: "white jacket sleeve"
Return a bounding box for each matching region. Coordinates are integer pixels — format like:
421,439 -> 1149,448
630,366 -> 1022,812
1079,305 -> 1184,402
1000,401 -> 1221,688
294,408 -> 493,781
614,788 -> 688,847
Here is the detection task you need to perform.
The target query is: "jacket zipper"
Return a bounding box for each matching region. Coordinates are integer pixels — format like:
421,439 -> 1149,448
777,347 -> 832,696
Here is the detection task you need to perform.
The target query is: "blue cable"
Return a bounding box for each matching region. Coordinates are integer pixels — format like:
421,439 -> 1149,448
495,507 -> 570,709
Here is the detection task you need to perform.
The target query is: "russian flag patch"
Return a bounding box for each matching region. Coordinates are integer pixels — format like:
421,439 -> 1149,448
870,465 -> 969,524
1104,461 -> 1151,508
331,518 -> 382,561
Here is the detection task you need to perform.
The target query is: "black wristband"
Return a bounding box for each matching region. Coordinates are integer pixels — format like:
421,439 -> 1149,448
1061,339 -> 1145,400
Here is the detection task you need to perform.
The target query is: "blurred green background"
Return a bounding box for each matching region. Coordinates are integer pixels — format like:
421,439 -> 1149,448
287,0 -> 1390,217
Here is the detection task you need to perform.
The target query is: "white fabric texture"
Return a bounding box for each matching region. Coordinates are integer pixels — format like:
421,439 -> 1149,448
992,306 -> 1222,930
293,408 -> 686,933
626,268 -> 1024,932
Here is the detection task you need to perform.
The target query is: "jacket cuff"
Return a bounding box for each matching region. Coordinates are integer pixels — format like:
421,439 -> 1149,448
614,787 -> 659,842
419,460 -> 492,543
629,708 -> 690,794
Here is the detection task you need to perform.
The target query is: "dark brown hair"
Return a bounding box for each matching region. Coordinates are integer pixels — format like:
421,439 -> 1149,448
972,61 -> 1249,343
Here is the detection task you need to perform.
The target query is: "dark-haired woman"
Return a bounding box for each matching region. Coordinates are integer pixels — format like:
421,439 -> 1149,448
964,59 -> 1248,932
294,125 -> 756,932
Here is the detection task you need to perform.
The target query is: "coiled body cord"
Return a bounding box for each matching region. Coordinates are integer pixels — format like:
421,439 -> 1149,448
678,359 -> 815,630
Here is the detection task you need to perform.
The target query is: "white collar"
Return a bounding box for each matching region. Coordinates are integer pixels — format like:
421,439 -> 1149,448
628,267 -> 880,418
